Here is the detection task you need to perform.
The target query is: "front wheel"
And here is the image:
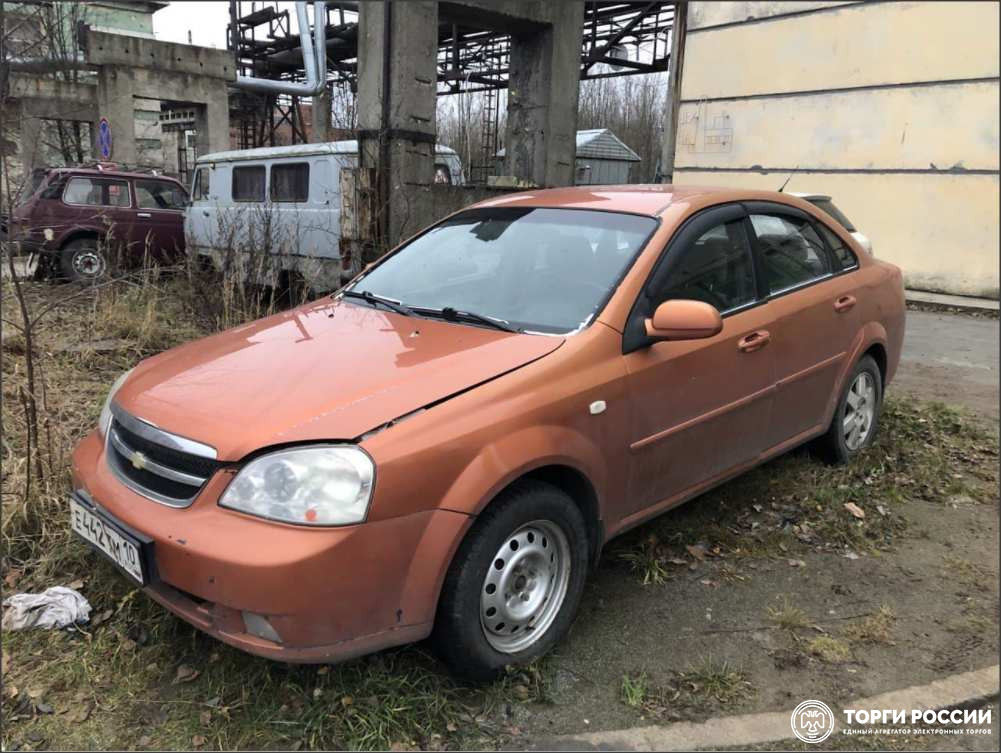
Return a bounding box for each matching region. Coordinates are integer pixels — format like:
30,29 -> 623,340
432,480 -> 589,682
816,354 -> 883,464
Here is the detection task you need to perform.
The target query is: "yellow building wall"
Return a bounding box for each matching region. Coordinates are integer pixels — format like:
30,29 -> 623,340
675,1 -> 1000,298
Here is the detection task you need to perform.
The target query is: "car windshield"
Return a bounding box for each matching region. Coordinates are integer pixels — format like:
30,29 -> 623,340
347,207 -> 658,334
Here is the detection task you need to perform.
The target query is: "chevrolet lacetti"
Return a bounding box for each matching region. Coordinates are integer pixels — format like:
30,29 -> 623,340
70,186 -> 905,680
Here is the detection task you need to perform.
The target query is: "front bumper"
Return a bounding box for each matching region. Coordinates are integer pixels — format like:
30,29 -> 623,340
70,430 -> 472,662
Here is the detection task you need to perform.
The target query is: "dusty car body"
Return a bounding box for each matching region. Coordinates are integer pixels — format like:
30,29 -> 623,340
70,185 -> 905,679
9,165 -> 188,281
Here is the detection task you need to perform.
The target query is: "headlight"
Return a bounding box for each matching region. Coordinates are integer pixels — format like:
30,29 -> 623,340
98,368 -> 134,437
219,446 -> 374,526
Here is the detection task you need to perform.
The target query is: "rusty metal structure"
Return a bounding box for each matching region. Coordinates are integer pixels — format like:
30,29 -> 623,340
227,1 -> 674,154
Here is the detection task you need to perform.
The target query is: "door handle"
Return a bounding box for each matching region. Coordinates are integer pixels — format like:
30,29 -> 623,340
834,294 -> 857,313
136,212 -> 152,218
202,211 -> 210,217
738,330 -> 771,353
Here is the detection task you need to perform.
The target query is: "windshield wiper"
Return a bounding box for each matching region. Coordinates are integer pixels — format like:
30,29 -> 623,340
416,306 -> 518,333
341,289 -> 414,317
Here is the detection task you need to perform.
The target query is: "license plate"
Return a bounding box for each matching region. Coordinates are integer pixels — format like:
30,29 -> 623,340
70,498 -> 147,585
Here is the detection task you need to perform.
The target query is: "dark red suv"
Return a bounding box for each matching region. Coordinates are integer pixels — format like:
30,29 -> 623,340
9,164 -> 188,281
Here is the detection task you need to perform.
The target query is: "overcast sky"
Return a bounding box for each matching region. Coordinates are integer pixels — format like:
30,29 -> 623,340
152,1 -> 301,49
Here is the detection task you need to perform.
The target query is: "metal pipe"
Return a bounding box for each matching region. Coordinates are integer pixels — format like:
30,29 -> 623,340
234,1 -> 326,96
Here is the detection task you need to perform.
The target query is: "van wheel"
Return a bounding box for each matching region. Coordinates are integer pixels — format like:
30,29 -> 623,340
816,355 -> 882,464
60,239 -> 107,282
432,480 -> 588,682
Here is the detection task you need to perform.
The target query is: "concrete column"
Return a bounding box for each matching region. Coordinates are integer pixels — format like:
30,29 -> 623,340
504,2 -> 584,187
95,65 -> 137,165
659,2 -> 687,183
312,86 -> 331,143
193,86 -> 231,158
357,0 -> 439,249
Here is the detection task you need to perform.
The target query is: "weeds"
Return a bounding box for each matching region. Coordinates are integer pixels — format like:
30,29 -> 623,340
807,636 -> 852,663
620,673 -> 648,708
766,597 -> 812,631
677,656 -> 753,705
841,606 -> 896,645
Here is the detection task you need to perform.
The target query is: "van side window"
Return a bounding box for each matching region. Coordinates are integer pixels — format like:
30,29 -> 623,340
192,168 -> 210,201
654,220 -> 757,312
816,222 -> 859,271
232,165 -> 266,202
750,214 -> 832,294
270,163 -> 310,202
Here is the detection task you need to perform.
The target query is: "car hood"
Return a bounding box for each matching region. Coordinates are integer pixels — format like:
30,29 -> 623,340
115,298 -> 563,460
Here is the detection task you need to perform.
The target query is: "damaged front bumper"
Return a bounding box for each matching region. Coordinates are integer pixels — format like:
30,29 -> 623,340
70,430 -> 471,662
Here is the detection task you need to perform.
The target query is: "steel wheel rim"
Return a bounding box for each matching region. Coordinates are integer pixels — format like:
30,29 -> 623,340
480,519 -> 571,654
843,371 -> 876,450
74,250 -> 105,279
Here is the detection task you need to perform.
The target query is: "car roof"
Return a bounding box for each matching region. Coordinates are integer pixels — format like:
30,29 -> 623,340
469,184 -> 818,217
197,140 -> 459,164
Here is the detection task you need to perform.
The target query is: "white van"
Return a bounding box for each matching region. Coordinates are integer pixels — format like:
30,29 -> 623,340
185,141 -> 464,292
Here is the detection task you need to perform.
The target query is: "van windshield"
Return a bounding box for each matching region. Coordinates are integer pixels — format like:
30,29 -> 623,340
347,207 -> 657,334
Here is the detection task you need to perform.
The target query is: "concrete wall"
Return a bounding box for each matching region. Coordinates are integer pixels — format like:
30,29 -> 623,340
674,1 -> 1000,298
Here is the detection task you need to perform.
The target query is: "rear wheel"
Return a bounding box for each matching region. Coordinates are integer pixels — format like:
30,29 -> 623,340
816,354 -> 882,463
432,480 -> 589,682
60,238 -> 107,283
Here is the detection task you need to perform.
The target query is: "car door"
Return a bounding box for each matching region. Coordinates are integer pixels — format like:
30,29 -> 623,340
744,201 -> 861,451
133,178 -> 188,261
61,175 -> 135,259
620,204 -> 776,519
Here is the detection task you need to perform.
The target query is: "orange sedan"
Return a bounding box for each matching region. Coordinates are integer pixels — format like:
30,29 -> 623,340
70,186 -> 905,680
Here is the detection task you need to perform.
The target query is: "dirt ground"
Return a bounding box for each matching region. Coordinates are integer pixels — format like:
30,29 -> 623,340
2,280 -> 998,752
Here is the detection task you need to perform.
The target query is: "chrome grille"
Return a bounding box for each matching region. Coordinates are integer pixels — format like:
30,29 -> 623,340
105,405 -> 220,508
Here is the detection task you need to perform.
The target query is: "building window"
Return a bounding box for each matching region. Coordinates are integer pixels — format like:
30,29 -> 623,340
269,163 -> 309,202
232,165 -> 266,202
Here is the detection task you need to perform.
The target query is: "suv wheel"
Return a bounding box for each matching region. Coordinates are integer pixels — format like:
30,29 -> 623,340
432,480 -> 588,682
816,354 -> 883,463
60,238 -> 107,282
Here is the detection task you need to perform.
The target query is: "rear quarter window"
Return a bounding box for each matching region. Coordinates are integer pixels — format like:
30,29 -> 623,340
817,222 -> 859,271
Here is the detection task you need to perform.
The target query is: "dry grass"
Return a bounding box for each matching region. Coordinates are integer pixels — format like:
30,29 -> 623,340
841,606 -> 896,645
806,636 -> 852,663
766,597 -> 812,631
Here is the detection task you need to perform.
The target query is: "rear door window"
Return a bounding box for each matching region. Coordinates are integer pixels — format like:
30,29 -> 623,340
232,165 -> 266,202
63,177 -> 131,207
750,213 -> 832,294
135,180 -> 187,210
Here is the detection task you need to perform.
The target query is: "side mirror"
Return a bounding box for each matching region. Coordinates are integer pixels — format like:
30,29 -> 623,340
644,299 -> 723,342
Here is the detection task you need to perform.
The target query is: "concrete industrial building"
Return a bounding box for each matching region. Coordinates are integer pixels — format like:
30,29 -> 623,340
670,1 -> 999,299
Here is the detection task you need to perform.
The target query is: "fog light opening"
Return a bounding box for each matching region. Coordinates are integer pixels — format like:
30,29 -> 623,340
242,611 -> 283,644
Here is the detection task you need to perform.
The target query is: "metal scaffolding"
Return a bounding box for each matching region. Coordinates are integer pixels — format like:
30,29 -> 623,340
226,1 -> 674,148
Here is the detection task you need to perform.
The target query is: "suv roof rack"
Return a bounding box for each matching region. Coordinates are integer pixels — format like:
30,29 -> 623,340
49,161 -> 170,177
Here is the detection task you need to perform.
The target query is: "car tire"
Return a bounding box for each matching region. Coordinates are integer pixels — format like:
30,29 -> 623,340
60,238 -> 108,283
816,354 -> 883,464
432,480 -> 589,682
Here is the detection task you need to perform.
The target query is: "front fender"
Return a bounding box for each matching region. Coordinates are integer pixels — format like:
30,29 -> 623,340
437,424 -> 609,520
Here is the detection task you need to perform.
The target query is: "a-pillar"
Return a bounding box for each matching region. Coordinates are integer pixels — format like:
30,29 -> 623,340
94,65 -> 136,165
504,2 -> 584,187
357,0 -> 439,250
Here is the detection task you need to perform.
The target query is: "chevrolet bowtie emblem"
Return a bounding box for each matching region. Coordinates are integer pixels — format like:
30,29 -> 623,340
130,451 -> 148,471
